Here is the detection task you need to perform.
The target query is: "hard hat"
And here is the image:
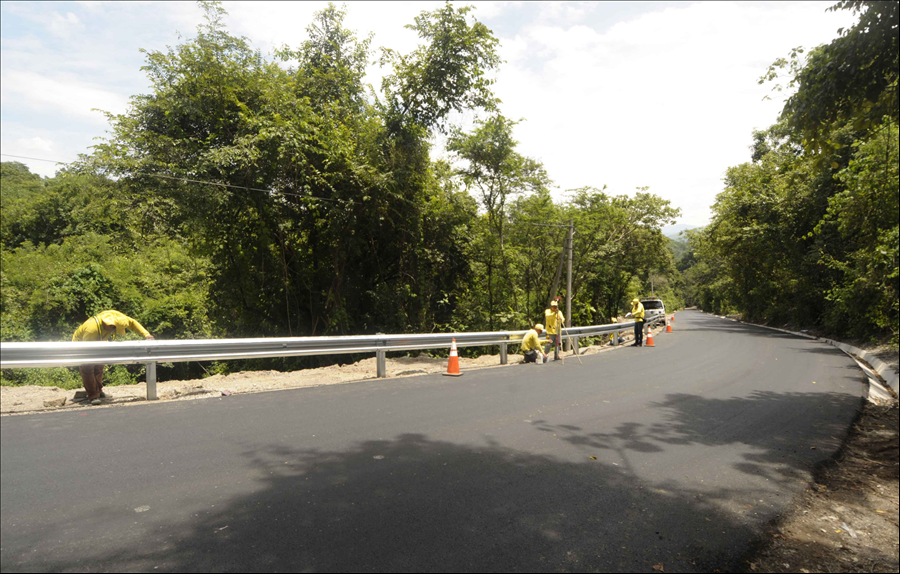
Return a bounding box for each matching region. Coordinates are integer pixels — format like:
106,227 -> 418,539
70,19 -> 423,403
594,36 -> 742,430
534,323 -> 544,331
632,298 -> 640,304
550,300 -> 558,306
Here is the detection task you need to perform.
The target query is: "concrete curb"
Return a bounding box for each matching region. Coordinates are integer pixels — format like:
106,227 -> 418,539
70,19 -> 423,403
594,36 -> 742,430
704,312 -> 899,397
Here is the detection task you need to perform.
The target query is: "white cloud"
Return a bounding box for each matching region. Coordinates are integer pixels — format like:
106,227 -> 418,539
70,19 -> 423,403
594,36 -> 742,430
48,11 -> 83,37
1,70 -> 128,123
537,2 -> 597,25
20,136 -> 55,153
489,1 -> 856,224
473,1 -> 522,20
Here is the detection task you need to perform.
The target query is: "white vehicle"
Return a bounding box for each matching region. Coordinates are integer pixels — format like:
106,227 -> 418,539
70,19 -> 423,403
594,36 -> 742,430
640,297 -> 666,320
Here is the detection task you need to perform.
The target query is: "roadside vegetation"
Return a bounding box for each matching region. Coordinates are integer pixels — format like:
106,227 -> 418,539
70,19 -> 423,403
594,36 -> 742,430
678,1 -> 898,347
1,1 -> 680,386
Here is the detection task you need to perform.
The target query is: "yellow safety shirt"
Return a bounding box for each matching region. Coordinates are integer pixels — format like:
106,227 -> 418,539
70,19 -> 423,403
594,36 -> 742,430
544,309 -> 565,335
631,302 -> 645,321
521,329 -> 542,352
72,310 -> 151,342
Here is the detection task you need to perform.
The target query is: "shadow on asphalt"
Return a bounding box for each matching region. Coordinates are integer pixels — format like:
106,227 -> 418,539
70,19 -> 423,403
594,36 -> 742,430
18,391 -> 863,573
533,391 -> 862,491
21,435 -> 756,573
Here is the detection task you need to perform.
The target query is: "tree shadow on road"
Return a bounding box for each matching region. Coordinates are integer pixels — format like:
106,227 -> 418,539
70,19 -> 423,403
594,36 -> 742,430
9,433 -> 769,573
532,390 -> 863,492
5,391 -> 865,574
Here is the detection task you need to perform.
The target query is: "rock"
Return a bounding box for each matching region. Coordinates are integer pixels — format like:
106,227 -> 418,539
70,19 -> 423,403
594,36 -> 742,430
43,397 -> 67,408
395,369 -> 427,376
221,390 -> 232,396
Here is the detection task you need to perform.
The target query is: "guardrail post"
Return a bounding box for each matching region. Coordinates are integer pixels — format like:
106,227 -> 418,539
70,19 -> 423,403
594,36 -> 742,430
146,362 -> 157,401
375,334 -> 386,378
376,350 -> 386,378
500,340 -> 508,365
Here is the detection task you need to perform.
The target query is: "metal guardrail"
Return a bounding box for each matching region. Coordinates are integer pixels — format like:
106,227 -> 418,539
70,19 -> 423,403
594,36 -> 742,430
1,316 -> 664,400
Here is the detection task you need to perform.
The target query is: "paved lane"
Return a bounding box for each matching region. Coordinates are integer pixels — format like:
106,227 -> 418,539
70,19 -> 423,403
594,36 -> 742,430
1,311 -> 866,572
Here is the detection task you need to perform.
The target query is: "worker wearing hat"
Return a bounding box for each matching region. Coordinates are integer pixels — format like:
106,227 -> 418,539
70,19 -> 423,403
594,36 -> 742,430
72,310 -> 154,405
522,323 -> 548,364
544,299 -> 565,360
625,298 -> 645,346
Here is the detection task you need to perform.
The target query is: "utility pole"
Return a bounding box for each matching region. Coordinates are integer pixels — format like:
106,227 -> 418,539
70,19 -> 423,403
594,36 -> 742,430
565,219 -> 573,352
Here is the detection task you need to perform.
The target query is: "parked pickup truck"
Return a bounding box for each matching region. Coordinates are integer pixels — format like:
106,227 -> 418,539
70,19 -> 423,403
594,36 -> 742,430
641,297 -> 666,320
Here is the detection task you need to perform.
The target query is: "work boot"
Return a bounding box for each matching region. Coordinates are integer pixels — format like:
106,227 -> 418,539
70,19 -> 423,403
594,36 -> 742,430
90,398 -> 102,405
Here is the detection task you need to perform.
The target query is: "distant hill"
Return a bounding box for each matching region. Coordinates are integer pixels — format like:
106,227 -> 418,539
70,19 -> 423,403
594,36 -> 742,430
661,223 -> 701,238
667,235 -> 690,262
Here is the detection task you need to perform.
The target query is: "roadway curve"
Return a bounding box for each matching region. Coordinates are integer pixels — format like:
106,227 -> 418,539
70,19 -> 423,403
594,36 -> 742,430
1,311 -> 866,572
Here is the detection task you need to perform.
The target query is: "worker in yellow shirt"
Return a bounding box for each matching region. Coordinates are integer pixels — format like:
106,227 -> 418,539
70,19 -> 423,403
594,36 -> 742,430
544,299 -> 565,360
521,323 -> 548,364
72,310 -> 154,405
625,298 -> 645,347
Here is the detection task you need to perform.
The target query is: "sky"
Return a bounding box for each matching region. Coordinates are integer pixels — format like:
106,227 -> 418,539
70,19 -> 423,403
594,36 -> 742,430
0,1 -> 857,226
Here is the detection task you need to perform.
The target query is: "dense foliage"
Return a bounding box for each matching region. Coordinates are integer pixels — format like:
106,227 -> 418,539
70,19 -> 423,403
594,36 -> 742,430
681,0 -> 898,344
1,2 -> 679,386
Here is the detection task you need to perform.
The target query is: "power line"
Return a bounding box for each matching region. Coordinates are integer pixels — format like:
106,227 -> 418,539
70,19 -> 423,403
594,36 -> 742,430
1,153 -> 362,205
2,153 -> 70,165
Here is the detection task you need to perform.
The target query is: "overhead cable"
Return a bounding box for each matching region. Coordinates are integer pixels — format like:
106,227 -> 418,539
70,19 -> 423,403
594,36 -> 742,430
0,153 -> 361,205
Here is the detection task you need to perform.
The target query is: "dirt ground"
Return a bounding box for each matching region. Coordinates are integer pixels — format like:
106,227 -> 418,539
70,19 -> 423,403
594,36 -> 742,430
741,401 -> 899,574
0,325 -> 652,415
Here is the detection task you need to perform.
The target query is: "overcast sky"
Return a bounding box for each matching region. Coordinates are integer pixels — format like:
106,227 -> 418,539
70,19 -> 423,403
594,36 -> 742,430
0,1 -> 856,225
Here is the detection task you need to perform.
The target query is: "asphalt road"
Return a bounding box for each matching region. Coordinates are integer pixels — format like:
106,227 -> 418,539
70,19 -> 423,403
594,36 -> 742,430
1,311 -> 866,572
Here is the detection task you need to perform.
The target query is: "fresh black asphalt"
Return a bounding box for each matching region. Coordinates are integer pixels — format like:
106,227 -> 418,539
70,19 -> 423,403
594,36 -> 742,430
1,311 -> 867,572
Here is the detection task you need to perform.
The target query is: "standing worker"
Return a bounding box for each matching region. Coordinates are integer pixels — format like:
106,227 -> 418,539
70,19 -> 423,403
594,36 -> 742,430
72,310 -> 154,405
625,298 -> 645,347
522,324 -> 548,364
544,299 -> 565,360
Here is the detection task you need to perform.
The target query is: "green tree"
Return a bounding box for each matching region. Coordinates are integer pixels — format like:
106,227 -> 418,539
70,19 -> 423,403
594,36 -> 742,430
761,1 -> 898,154
448,115 -> 551,328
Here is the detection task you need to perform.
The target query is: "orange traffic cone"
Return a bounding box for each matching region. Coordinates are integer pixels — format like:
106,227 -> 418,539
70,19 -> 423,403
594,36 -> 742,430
671,312 -> 675,322
645,328 -> 655,347
666,318 -> 673,333
443,338 -> 463,376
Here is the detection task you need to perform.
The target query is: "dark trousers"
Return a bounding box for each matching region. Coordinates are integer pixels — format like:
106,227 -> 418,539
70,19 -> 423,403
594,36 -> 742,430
544,334 -> 560,359
523,350 -> 539,363
79,364 -> 104,399
634,320 -> 644,346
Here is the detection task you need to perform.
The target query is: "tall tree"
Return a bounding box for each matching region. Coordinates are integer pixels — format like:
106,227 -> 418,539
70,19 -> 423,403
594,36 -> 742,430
448,115 -> 550,326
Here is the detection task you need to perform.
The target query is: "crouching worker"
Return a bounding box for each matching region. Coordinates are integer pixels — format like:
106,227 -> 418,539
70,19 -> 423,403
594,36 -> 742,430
72,310 -> 154,405
522,323 -> 548,364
